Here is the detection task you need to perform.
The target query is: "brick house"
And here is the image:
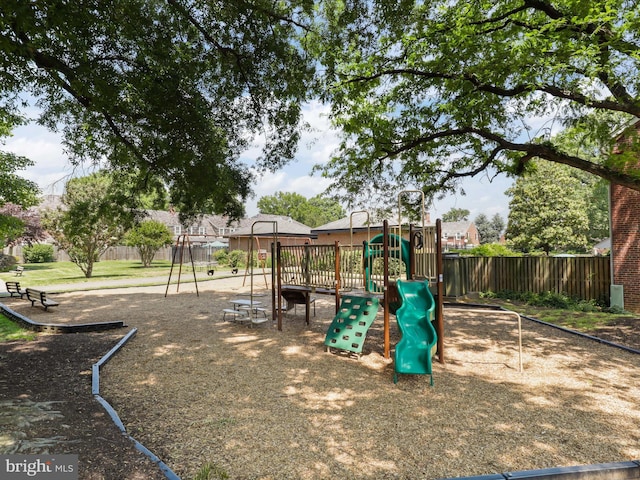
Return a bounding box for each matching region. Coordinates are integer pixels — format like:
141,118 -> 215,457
610,119 -> 640,312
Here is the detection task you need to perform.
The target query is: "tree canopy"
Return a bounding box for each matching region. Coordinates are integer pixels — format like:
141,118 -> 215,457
124,220 -> 174,267
506,161 -> 590,254
442,208 -> 470,223
1,0 -> 315,220
257,191 -> 345,227
42,172 -> 137,277
316,0 -> 640,208
475,214 -> 505,244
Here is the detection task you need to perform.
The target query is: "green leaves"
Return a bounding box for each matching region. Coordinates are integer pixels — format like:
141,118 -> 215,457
1,0 -> 316,219
316,0 -> 640,208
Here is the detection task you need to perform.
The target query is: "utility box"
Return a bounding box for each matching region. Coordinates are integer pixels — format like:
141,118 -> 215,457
610,284 -> 624,310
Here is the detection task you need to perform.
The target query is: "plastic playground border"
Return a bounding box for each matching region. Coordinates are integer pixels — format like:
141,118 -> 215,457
91,327 -> 180,480
445,301 -> 640,356
0,299 -> 126,333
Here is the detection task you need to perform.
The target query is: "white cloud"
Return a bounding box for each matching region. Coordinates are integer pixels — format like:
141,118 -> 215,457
4,101 -> 513,222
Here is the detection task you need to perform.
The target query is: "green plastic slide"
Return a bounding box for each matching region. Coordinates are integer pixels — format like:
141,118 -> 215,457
394,279 -> 438,385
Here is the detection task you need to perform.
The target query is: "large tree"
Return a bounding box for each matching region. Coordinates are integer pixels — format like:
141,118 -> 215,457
506,161 -> 590,254
257,191 -> 345,227
316,0 -> 640,208
475,214 -> 505,244
0,1 -> 315,220
42,172 -> 137,277
442,208 -> 470,223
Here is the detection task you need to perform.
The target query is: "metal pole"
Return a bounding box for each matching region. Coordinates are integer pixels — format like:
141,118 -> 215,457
445,307 -> 523,373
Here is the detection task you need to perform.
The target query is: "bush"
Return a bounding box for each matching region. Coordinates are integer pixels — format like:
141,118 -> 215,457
0,254 -> 17,271
22,244 -> 55,263
213,249 -> 229,265
466,243 -> 520,257
482,289 -> 606,312
228,250 -> 246,269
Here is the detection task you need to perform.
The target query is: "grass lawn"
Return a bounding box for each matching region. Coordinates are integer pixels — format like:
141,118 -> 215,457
0,260 -> 176,287
477,298 -> 637,332
0,313 -> 36,342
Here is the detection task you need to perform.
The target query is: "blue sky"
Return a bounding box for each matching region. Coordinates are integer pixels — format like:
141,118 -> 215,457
4,101 -> 513,222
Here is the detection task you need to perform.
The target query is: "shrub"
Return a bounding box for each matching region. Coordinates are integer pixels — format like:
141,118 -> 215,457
228,250 -> 246,269
22,244 -> 55,263
213,249 -> 229,265
466,243 -> 520,257
0,253 -> 17,271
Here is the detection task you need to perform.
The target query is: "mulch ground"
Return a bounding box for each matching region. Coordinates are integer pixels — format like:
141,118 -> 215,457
0,331 -> 165,480
0,278 -> 640,480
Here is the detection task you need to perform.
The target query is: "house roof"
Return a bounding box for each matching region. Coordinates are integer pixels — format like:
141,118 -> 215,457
228,214 -> 312,237
441,221 -> 474,234
312,215 -> 471,235
312,215 -> 406,233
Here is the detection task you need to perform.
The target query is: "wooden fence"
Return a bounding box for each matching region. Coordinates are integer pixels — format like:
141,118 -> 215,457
444,256 -> 611,303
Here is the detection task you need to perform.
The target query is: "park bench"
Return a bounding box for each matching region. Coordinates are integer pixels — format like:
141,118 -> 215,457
5,281 -> 26,299
9,265 -> 24,276
25,288 -> 60,311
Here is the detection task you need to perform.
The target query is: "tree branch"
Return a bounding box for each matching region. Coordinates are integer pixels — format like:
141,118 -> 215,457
381,126 -> 640,191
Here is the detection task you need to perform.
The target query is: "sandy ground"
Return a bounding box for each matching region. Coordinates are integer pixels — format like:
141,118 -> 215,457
2,275 -> 639,480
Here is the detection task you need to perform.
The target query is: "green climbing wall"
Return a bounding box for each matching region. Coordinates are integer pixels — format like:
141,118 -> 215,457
324,296 -> 380,355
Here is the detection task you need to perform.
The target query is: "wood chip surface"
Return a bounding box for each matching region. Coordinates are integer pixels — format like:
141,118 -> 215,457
7,276 -> 639,479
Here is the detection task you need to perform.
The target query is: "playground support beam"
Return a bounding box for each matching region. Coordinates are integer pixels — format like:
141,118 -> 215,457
436,219 -> 444,363
383,220 -> 391,359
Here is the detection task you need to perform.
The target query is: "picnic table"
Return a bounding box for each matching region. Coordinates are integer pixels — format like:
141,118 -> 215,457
223,299 -> 268,326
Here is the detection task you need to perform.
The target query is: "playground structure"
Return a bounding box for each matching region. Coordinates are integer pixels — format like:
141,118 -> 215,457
272,191 -> 445,382
164,192 -> 444,382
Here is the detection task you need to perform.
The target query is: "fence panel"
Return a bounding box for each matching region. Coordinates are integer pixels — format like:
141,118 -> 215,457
444,256 -> 610,303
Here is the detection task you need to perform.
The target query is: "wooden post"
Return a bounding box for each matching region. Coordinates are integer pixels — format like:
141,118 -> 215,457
383,220 -> 390,359
277,241 -> 283,331
334,241 -> 341,314
436,219 -> 445,363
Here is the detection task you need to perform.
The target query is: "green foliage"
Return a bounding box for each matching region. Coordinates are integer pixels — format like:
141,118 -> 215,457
465,243 -> 518,257
124,220 -> 173,267
0,203 -> 46,248
41,172 -> 137,278
227,250 -> 246,269
0,253 -> 17,271
315,0 -> 640,210
257,192 -> 345,227
475,214 -> 505,244
506,161 -> 590,254
0,152 -> 39,208
442,208 -> 470,223
212,249 -> 229,265
0,214 -> 24,249
480,290 -> 603,311
22,244 -> 55,263
0,1 -> 316,221
0,119 -> 41,244
212,249 -> 248,269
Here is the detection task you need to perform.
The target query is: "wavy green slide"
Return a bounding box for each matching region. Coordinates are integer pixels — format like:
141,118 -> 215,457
394,279 -> 438,385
